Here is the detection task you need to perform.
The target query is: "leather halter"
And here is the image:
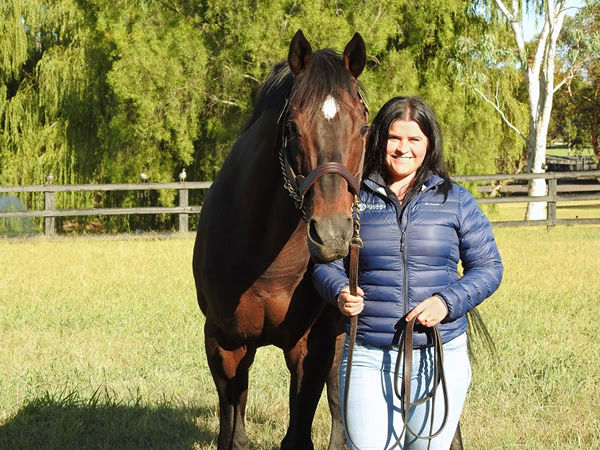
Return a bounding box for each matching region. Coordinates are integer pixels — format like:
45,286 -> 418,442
277,93 -> 367,221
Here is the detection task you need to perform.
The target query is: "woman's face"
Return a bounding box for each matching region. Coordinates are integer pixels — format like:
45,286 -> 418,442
384,119 -> 428,184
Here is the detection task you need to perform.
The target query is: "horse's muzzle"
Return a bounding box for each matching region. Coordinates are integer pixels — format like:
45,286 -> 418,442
306,213 -> 353,263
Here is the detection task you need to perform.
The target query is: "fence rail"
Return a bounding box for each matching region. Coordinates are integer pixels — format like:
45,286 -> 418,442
0,181 -> 210,236
1,172 -> 600,235
453,171 -> 600,227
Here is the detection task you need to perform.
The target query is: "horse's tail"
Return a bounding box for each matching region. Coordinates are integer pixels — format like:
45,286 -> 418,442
466,307 -> 497,362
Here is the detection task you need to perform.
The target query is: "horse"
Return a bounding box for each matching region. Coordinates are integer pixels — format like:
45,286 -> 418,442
192,30 -> 369,449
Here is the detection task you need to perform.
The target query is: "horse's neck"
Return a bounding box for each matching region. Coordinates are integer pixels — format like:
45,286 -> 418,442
216,112 -> 309,273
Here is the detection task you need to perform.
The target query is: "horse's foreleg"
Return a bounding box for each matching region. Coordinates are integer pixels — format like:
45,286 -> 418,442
204,321 -> 257,450
281,310 -> 337,450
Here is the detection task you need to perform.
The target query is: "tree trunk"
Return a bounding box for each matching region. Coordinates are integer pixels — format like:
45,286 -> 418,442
525,107 -> 551,221
524,72 -> 548,221
522,0 -> 566,221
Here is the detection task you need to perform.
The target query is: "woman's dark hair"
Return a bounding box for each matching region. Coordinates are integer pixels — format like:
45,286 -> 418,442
363,96 -> 451,195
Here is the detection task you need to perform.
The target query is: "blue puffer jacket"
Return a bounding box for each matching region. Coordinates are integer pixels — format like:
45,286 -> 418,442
312,173 -> 503,347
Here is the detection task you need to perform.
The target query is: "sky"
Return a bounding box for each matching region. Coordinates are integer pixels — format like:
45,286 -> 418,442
522,0 -> 585,41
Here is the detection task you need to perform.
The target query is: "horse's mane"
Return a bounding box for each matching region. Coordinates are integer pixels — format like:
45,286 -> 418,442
245,49 -> 365,130
245,61 -> 293,130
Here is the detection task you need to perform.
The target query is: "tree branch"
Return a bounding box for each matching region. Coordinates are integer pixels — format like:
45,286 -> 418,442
494,0 -> 527,70
554,74 -> 572,93
206,94 -> 241,107
469,83 -> 527,143
367,5 -> 383,35
158,0 -> 182,15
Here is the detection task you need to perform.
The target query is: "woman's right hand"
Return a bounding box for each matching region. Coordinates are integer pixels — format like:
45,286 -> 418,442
337,285 -> 365,317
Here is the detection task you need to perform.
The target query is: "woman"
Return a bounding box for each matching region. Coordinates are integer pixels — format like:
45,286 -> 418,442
313,96 -> 503,449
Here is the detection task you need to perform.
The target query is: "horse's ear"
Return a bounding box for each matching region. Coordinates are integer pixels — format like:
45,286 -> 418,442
343,32 -> 366,79
288,29 -> 312,76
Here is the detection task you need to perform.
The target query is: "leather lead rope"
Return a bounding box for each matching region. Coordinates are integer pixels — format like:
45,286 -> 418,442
343,228 -> 449,450
398,317 -> 449,443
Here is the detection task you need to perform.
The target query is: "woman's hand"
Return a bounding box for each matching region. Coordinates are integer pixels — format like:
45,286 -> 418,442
337,286 -> 365,317
406,295 -> 448,327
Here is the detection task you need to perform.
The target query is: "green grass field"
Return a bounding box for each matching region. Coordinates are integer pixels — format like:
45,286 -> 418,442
481,201 -> 600,222
1,228 -> 599,449
546,145 -> 595,158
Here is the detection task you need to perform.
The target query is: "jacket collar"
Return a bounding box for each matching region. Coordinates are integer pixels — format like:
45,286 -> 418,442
363,171 -> 444,197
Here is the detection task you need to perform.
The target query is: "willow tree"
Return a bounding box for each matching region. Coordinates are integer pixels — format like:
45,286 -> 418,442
0,0 -> 105,190
0,0 -> 118,221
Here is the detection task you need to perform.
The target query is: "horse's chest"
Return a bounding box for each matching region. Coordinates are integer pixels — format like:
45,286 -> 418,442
227,270 -> 318,344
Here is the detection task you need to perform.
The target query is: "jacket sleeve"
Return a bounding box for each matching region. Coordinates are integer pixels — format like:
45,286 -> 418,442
312,258 -> 349,307
435,188 -> 503,321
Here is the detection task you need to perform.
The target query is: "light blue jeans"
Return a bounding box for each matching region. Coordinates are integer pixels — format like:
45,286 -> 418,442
340,332 -> 471,450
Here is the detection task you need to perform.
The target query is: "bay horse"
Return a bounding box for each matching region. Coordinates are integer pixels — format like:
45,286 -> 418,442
192,30 -> 368,449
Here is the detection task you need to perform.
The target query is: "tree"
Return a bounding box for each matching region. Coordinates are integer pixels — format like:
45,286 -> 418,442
0,0 -> 110,190
553,0 -> 600,163
0,0 -> 521,231
100,2 -> 208,184
459,0 -> 576,220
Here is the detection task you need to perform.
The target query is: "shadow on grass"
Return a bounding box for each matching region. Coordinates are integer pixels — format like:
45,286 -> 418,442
0,391 -> 216,449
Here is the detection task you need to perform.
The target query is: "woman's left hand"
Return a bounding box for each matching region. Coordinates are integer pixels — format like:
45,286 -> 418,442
406,295 -> 448,327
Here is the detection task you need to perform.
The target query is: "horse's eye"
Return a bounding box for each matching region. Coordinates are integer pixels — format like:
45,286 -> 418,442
360,124 -> 370,137
286,121 -> 299,136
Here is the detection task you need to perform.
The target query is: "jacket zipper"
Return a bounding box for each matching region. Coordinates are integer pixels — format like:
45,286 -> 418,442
366,177 -> 440,322
400,213 -> 410,318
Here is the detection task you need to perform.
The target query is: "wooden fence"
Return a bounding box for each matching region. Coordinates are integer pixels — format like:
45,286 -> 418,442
453,170 -> 600,227
0,181 -> 210,236
1,171 -> 599,236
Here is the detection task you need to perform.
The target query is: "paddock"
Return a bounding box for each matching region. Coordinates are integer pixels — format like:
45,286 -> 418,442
0,228 -> 598,448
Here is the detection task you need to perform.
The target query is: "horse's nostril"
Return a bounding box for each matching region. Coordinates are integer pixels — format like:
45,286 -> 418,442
308,219 -> 324,245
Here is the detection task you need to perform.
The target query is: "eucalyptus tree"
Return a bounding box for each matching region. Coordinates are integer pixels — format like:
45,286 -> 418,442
455,0 -> 578,220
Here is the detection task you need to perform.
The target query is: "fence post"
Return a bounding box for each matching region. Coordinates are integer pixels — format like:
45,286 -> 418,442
178,186 -> 189,232
547,177 -> 557,227
44,190 -> 55,236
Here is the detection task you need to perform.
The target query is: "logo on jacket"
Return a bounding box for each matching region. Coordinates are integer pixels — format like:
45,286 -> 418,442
359,202 -> 385,211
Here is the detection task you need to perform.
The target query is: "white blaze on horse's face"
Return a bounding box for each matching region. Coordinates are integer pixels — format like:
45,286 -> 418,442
321,95 -> 339,121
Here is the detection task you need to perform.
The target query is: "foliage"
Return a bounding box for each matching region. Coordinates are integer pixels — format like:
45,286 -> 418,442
552,0 -> 600,162
0,0 -> 556,230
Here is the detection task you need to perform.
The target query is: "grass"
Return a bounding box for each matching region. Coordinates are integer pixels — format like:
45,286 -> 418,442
546,145 -> 595,158
481,201 -> 600,222
1,229 -> 599,449
463,226 -> 600,449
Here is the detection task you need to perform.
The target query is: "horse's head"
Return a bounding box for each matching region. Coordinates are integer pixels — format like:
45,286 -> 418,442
280,30 -> 368,264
